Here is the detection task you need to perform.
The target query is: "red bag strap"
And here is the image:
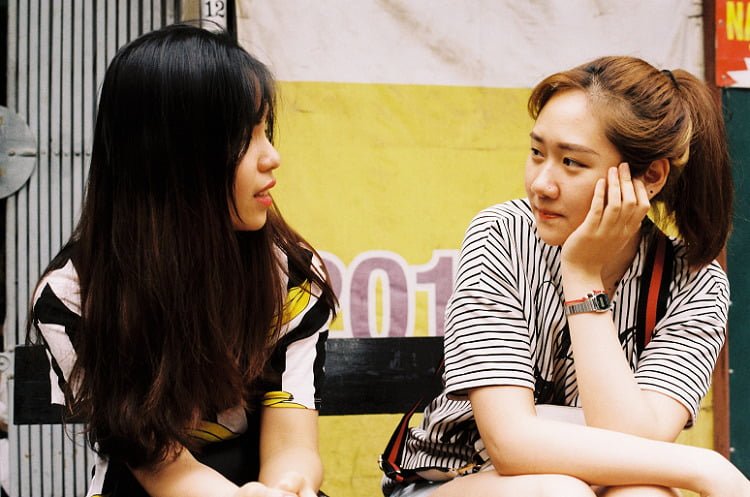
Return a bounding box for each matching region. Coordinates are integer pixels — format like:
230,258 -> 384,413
636,231 -> 674,356
379,358 -> 444,483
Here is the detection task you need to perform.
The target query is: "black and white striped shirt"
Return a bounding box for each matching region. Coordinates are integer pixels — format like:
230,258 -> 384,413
391,198 -> 729,484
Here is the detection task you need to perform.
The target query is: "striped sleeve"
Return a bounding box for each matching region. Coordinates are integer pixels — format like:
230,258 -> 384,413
444,207 -> 535,399
635,261 -> 729,423
262,250 -> 333,410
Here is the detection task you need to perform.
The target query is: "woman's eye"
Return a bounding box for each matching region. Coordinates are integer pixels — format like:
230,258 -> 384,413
530,147 -> 543,157
562,157 -> 584,168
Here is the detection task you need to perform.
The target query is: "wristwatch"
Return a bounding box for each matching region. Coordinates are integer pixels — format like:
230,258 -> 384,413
564,291 -> 611,316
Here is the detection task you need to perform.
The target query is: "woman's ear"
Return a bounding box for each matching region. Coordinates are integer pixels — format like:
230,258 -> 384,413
642,158 -> 670,199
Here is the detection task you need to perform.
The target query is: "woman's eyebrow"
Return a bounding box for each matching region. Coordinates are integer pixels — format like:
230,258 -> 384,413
530,132 -> 599,155
559,142 -> 600,155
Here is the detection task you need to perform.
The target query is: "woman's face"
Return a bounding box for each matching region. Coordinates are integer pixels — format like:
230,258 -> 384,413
525,89 -> 622,246
231,119 -> 280,231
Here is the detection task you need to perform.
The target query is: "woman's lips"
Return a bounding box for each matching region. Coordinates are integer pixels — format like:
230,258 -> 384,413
254,192 -> 273,207
254,180 -> 276,207
535,207 -> 562,220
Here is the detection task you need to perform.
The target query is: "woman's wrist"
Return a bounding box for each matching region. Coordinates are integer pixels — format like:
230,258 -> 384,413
691,448 -> 743,496
561,267 -> 605,301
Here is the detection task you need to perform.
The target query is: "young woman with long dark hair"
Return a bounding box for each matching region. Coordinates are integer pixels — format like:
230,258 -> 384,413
382,56 -> 749,497
29,24 -> 336,497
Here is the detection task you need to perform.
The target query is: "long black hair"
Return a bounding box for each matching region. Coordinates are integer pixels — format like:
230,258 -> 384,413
31,24 -> 337,468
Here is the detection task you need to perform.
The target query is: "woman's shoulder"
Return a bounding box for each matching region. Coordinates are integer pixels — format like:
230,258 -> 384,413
278,243 -> 324,288
656,236 -> 729,309
668,236 -> 729,293
463,198 -> 536,244
470,198 -> 534,226
276,244 -> 333,338
33,250 -> 82,320
276,243 -> 333,315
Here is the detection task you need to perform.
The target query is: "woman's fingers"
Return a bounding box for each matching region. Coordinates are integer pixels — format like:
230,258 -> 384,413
582,178 -> 607,230
600,167 -> 622,229
609,165 -> 623,209
600,163 -> 650,234
616,162 -> 648,230
619,163 -> 637,212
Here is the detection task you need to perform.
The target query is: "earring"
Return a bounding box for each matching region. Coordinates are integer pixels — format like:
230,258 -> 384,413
649,189 -> 654,195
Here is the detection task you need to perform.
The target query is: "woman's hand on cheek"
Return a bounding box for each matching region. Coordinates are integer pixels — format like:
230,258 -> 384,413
561,163 -> 650,274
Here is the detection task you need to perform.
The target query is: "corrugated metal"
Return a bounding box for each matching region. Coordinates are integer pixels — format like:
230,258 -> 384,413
6,2 -> 181,495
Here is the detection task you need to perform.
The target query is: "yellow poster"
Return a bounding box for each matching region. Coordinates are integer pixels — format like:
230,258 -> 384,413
273,82 -> 530,339
237,3 -> 713,495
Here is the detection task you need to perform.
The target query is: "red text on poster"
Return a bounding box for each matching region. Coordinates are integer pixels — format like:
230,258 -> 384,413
717,1 -> 750,86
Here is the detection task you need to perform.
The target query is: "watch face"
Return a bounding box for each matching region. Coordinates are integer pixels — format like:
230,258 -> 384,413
594,293 -> 610,309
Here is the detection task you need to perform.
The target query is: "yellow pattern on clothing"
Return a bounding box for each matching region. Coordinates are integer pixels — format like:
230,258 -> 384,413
189,420 -> 239,442
282,280 -> 312,324
262,390 -> 307,408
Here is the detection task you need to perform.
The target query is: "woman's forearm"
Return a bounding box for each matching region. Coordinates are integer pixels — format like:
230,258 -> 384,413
561,268 -> 683,439
491,416 -> 718,490
259,446 -> 323,491
566,308 -> 675,437
131,446 -> 239,497
258,407 -> 323,496
471,387 -> 742,495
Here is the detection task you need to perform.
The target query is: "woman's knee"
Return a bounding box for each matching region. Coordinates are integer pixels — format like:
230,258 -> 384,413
432,473 -> 595,497
597,485 -> 681,497
533,475 -> 596,497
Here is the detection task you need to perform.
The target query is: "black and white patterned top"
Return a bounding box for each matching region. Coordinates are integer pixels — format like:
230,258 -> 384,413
31,246 -> 333,497
385,198 -> 728,493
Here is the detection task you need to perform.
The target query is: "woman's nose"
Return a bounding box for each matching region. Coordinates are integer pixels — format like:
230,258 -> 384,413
259,142 -> 281,172
530,166 -> 559,198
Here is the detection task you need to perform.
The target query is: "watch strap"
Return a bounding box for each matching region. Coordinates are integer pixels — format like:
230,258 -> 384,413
564,291 -> 610,316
